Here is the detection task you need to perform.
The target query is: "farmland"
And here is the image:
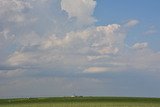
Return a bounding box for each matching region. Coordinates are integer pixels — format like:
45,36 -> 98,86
0,97 -> 160,107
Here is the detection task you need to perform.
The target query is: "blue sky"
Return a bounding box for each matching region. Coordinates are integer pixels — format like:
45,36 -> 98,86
0,0 -> 160,98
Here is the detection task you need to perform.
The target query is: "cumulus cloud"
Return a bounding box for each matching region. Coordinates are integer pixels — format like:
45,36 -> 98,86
61,0 -> 97,25
6,21 -> 160,75
7,24 -> 123,69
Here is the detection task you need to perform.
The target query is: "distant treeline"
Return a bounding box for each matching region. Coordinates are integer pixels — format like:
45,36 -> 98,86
0,97 -> 160,104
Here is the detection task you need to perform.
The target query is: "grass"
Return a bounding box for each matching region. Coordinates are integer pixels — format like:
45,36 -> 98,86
0,97 -> 160,107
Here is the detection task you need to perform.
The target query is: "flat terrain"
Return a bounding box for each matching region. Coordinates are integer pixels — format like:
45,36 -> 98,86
0,97 -> 160,107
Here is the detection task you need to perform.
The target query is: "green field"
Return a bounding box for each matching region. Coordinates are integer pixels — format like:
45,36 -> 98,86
0,97 -> 160,107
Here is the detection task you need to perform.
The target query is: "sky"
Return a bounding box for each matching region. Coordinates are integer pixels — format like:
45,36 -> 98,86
0,0 -> 160,98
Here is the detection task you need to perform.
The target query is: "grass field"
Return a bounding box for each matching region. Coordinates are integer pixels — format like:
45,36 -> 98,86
0,97 -> 160,107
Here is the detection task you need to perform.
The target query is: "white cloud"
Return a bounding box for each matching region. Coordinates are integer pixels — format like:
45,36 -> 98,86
6,23 -> 124,72
7,21 -> 160,74
7,52 -> 31,66
0,0 -> 32,23
87,55 -> 110,61
61,0 -> 97,25
41,24 -> 122,54
84,67 -> 110,73
132,42 -> 148,50
124,19 -> 139,27
96,24 -> 120,33
98,47 -> 119,55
